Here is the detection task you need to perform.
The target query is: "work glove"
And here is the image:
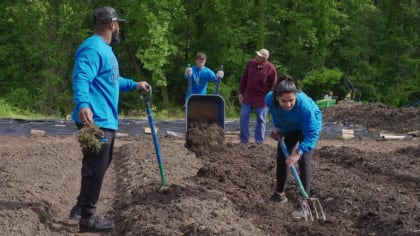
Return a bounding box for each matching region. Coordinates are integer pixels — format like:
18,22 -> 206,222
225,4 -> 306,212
216,70 -> 224,79
270,129 -> 282,141
185,66 -> 192,78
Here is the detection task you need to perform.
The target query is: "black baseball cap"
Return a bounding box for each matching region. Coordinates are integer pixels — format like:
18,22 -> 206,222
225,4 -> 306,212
94,6 -> 127,25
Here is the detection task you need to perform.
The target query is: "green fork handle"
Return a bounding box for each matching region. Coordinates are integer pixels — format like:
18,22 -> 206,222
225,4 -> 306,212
280,139 -> 308,198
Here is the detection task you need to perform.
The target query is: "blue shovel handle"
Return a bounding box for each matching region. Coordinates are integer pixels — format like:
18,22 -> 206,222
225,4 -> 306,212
280,139 -> 308,198
139,87 -> 167,187
139,85 -> 152,103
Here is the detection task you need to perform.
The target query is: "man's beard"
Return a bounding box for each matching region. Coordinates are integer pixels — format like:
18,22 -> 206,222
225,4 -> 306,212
111,30 -> 121,45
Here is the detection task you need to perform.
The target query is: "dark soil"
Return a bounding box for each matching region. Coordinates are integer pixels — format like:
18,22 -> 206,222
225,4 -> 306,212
322,102 -> 420,133
0,103 -> 419,235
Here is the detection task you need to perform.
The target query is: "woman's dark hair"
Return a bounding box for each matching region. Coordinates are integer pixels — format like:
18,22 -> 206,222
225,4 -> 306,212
272,74 -> 297,107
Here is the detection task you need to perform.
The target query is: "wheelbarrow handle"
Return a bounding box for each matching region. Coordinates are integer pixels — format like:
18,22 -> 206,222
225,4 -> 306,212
186,64 -> 192,96
139,85 -> 152,102
215,65 -> 223,94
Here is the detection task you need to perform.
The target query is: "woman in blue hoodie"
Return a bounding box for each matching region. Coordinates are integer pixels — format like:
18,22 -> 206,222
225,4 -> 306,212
265,74 -> 322,213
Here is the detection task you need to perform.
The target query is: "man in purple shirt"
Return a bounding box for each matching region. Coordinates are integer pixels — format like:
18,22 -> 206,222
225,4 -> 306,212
238,49 -> 278,144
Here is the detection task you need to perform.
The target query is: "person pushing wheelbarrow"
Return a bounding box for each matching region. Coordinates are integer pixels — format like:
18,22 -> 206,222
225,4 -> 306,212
265,74 -> 326,221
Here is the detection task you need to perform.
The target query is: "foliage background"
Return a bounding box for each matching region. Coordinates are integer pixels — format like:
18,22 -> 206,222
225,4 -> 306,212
0,0 -> 419,118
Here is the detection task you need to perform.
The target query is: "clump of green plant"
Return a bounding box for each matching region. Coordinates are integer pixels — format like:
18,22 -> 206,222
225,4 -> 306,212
77,125 -> 104,153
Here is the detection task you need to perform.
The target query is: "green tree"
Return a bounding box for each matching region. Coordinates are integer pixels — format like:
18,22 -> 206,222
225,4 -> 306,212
0,1 -> 92,115
1,0 -> 419,118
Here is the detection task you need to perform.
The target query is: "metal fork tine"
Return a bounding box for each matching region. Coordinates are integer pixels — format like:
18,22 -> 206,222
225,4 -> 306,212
299,199 -> 312,222
298,198 -> 327,222
306,198 -> 319,219
312,198 -> 327,221
307,197 -> 327,221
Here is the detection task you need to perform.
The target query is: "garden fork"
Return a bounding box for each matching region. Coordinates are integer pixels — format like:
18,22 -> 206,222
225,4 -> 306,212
280,138 -> 326,222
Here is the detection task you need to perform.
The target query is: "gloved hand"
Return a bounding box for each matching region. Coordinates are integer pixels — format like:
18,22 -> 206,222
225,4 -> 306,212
185,66 -> 192,78
270,129 -> 282,141
216,70 -> 224,79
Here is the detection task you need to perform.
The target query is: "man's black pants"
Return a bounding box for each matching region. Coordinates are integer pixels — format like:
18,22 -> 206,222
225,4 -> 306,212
75,125 -> 116,218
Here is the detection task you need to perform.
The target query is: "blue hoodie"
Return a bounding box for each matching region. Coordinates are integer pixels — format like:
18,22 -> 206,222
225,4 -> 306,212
184,65 -> 217,101
72,35 -> 137,130
265,91 -> 322,153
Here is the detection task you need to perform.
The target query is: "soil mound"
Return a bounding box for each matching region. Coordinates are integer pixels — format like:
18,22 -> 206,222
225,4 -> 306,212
322,102 -> 420,133
185,122 -> 226,157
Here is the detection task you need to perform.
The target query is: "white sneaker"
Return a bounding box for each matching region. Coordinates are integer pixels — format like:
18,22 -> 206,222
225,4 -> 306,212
291,209 -> 308,219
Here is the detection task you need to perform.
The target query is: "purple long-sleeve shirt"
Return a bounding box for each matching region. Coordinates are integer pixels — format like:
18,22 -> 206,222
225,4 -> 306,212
238,59 -> 277,108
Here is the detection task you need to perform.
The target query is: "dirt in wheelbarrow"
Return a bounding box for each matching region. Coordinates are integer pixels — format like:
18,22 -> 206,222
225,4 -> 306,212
0,102 -> 419,235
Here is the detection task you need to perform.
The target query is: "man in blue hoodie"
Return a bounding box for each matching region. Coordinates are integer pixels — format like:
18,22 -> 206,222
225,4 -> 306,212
265,74 -> 322,219
184,52 -> 224,103
69,6 -> 149,232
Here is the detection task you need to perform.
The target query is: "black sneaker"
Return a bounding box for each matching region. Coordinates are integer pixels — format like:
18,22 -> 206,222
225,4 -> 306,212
79,215 -> 114,232
69,205 -> 81,221
270,192 -> 288,203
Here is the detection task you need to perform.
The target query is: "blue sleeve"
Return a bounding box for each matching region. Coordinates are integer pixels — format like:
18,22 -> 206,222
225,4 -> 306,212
205,67 -> 217,82
298,103 -> 322,153
119,76 -> 138,92
72,49 -> 99,111
265,92 -> 281,129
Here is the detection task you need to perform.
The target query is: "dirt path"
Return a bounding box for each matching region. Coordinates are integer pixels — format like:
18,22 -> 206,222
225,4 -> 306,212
0,103 -> 419,235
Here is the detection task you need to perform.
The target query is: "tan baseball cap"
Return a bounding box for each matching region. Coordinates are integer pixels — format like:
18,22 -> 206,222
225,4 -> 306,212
256,49 -> 269,60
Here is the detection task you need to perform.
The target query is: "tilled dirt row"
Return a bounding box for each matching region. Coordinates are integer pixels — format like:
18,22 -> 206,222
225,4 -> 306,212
109,136 -> 419,236
0,102 -> 419,236
0,137 -> 81,235
315,141 -> 420,236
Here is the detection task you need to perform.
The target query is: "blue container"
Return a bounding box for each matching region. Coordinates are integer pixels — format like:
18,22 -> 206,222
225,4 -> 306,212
186,94 -> 225,132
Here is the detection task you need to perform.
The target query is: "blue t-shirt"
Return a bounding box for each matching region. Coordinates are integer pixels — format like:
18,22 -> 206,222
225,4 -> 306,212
72,35 -> 137,130
185,65 -> 217,101
265,91 -> 322,153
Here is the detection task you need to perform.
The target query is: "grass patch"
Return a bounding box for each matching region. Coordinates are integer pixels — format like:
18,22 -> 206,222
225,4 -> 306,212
0,99 -> 59,119
1,98 -> 241,120
0,99 -> 36,118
